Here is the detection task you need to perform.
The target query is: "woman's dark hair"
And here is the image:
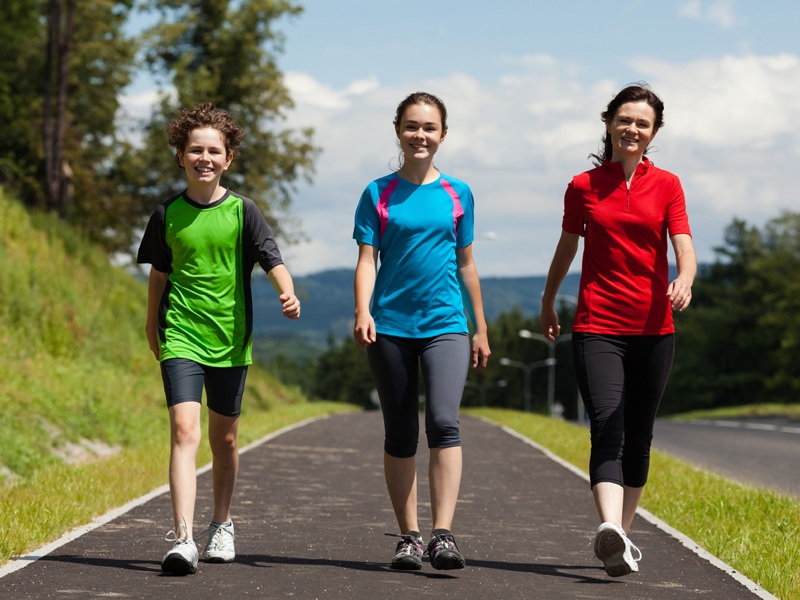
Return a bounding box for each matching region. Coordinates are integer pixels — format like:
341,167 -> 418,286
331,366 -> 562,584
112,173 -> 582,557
393,92 -> 448,132
167,102 -> 245,169
590,82 -> 665,166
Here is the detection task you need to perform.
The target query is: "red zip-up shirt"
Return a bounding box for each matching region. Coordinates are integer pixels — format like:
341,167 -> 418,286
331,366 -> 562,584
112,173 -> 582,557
562,158 -> 692,335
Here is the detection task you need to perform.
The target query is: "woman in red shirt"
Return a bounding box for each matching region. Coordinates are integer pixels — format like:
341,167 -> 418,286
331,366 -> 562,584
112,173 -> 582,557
540,83 -> 696,577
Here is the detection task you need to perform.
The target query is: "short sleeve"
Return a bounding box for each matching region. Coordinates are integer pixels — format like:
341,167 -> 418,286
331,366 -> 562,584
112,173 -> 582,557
136,204 -> 171,272
665,176 -> 692,237
561,180 -> 586,236
242,198 -> 284,273
455,185 -> 475,248
353,184 -> 380,247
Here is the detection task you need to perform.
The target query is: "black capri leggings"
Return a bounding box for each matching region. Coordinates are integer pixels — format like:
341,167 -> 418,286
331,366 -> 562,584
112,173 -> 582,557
572,333 -> 675,488
367,333 -> 470,458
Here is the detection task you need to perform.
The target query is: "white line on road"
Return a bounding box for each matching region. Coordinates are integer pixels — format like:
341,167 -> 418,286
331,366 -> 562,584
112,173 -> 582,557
689,419 -> 800,435
744,423 -> 778,431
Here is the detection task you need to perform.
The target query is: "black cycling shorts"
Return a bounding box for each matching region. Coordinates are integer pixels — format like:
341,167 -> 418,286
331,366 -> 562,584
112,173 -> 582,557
160,358 -> 248,417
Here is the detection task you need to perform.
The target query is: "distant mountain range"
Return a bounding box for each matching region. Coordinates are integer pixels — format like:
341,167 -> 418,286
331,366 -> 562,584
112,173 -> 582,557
251,268 -> 581,359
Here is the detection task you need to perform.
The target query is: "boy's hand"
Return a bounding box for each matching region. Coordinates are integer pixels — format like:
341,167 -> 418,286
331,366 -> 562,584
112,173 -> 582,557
280,293 -> 301,319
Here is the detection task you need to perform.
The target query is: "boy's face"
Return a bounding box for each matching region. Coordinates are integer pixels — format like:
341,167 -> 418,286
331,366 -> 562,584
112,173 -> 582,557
177,127 -> 233,187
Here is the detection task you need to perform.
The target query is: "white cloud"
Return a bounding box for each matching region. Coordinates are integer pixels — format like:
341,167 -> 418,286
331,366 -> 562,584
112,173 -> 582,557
679,0 -> 740,28
284,72 -> 379,110
638,54 -> 800,147
281,51 -> 800,276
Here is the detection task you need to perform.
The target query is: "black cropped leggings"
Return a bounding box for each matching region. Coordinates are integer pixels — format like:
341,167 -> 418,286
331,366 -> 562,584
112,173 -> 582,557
367,333 -> 470,458
572,333 -> 675,488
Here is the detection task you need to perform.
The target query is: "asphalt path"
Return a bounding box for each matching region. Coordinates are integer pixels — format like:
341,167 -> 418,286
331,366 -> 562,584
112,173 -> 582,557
0,412 -> 776,600
653,417 -> 800,498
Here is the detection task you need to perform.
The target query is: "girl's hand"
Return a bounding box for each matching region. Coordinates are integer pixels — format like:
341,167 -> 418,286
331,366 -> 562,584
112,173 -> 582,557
353,312 -> 376,347
471,331 -> 491,373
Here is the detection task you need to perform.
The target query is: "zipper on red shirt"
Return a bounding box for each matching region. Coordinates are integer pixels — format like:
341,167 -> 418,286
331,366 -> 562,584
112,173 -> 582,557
626,186 -> 631,212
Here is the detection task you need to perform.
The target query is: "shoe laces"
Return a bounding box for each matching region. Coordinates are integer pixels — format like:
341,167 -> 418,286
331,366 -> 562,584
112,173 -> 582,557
205,522 -> 234,549
385,532 -> 423,555
164,516 -> 191,543
627,538 -> 642,563
425,532 -> 457,556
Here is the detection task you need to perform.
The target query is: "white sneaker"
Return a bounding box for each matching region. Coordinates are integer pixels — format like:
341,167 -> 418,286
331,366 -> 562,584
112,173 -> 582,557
161,538 -> 199,575
203,520 -> 236,563
593,522 -> 641,577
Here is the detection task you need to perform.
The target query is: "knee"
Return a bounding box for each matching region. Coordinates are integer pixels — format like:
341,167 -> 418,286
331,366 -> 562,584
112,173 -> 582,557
384,431 -> 418,458
171,419 -> 201,448
426,419 -> 461,449
209,430 -> 238,457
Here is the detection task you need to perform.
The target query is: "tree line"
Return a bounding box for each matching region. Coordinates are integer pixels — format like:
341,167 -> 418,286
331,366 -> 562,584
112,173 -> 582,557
3,3 -> 796,416
290,213 -> 800,416
0,0 -> 317,256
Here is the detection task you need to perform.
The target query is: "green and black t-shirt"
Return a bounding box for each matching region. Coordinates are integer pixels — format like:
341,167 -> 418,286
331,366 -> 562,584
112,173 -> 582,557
137,190 -> 284,367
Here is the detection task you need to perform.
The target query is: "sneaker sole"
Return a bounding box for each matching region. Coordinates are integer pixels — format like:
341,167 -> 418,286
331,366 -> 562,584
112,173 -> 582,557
203,553 -> 235,563
390,556 -> 423,570
430,551 -> 466,571
595,529 -> 634,577
161,556 -> 198,575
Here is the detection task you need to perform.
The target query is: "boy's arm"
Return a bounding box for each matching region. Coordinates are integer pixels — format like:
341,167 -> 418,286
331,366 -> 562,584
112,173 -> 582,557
146,269 -> 169,360
267,264 -> 301,320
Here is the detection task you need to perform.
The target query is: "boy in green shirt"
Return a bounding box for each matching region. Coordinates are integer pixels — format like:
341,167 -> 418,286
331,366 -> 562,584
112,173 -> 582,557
137,103 -> 301,575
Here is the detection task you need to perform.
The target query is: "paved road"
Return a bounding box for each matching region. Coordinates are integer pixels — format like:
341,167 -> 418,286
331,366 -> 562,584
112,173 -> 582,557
654,417 -> 800,498
0,412 -> 776,599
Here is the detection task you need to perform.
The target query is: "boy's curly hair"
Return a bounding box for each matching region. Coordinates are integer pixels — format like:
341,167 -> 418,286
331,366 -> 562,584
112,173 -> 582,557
167,103 -> 245,169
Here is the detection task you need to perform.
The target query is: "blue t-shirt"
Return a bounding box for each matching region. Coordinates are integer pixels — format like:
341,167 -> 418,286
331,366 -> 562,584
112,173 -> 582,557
353,172 -> 475,338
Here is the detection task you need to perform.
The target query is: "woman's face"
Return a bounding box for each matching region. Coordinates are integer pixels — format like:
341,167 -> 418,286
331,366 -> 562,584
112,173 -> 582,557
607,101 -> 658,161
395,102 -> 447,164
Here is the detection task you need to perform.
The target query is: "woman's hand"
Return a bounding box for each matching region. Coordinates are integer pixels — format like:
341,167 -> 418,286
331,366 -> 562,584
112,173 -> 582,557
667,278 -> 692,312
539,308 -> 561,342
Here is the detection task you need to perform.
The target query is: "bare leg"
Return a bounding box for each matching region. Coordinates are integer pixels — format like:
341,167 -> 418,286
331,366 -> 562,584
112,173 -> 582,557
592,481 -> 623,526
208,411 -> 240,524
384,453 -> 418,533
593,481 -> 644,532
168,402 -> 202,539
429,446 -> 462,532
621,485 -> 644,532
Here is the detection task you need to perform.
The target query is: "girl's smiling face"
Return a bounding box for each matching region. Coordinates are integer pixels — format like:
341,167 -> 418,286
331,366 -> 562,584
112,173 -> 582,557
395,102 -> 447,164
178,127 -> 233,186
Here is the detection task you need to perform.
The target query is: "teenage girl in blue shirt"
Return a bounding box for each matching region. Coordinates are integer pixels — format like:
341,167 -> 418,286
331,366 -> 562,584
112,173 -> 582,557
353,92 -> 491,571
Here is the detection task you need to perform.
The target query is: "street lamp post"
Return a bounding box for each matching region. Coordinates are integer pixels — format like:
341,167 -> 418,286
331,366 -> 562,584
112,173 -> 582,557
498,357 -> 556,412
518,329 -> 572,418
463,379 -> 508,405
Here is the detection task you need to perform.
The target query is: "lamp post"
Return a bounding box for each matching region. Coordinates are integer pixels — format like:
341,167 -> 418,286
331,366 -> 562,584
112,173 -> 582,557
522,291 -> 582,419
463,379 -> 508,405
499,357 -> 556,412
518,329 -> 572,418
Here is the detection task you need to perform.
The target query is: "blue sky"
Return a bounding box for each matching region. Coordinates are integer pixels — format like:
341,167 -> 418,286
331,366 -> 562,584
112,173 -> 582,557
123,0 -> 800,277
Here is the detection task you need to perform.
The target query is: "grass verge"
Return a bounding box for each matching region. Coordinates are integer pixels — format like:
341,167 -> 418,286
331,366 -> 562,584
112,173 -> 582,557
467,407 -> 800,600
